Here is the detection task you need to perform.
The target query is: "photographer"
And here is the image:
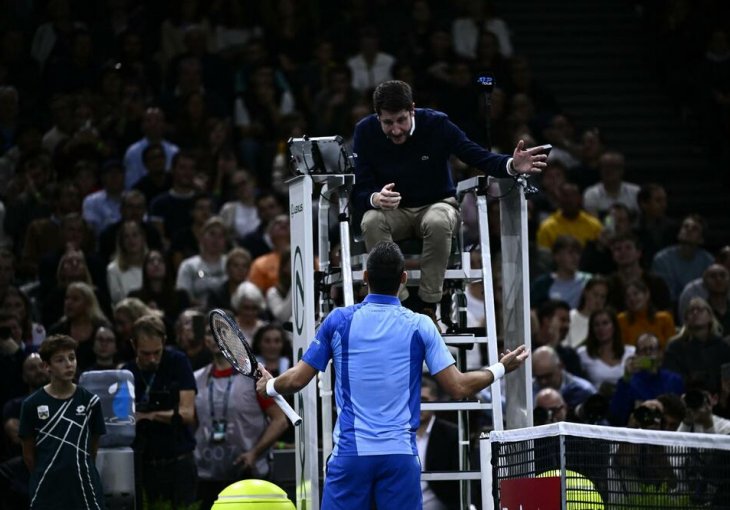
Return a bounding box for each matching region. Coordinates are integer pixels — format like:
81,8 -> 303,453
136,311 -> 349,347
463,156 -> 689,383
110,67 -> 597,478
610,399 -> 677,498
124,314 -> 198,508
533,388 -> 567,425
678,387 -> 730,435
609,333 -> 684,426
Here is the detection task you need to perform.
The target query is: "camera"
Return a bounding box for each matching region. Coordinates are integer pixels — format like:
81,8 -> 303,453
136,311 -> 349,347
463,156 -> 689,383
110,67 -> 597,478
536,144 -> 553,157
684,389 -> 707,411
533,406 -> 553,426
575,394 -> 609,424
633,405 -> 663,428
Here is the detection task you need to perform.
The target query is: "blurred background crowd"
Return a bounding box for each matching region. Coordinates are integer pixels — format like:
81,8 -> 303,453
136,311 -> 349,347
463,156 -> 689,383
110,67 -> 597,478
0,0 -> 729,508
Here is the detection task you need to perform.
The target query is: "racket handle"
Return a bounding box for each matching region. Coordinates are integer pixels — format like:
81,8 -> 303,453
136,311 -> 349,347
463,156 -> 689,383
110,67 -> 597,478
273,394 -> 302,426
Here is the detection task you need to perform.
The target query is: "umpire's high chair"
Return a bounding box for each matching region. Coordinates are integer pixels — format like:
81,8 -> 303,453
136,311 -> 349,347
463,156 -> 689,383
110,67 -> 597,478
288,135 -> 533,510
315,175 -> 533,510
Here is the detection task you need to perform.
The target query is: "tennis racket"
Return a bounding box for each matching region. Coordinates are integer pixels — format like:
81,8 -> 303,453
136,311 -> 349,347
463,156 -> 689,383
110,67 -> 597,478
208,309 -> 302,426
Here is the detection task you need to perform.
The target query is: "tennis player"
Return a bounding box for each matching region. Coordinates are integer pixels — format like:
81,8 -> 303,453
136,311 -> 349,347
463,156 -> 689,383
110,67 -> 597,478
256,241 -> 529,509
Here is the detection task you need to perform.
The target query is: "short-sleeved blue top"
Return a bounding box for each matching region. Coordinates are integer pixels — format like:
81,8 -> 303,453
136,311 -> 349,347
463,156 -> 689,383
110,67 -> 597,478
303,294 -> 454,457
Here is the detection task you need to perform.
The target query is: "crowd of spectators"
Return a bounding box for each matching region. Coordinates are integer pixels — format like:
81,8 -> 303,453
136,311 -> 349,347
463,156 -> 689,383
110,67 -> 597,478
0,0 -> 729,509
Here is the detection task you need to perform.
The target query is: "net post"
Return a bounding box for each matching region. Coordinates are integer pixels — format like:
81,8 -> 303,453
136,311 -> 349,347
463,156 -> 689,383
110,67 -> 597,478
559,433 -> 566,510
480,432 -> 494,510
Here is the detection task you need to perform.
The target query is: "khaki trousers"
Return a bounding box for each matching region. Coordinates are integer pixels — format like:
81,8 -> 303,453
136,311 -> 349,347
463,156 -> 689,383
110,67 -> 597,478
361,197 -> 459,303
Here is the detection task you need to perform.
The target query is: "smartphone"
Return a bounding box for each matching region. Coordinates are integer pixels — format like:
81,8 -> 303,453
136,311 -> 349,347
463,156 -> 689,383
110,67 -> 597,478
536,144 -> 553,157
636,356 -> 655,371
192,314 -> 206,345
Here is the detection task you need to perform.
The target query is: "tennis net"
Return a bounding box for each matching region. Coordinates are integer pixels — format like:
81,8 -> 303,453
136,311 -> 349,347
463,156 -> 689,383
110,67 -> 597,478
482,422 -> 730,509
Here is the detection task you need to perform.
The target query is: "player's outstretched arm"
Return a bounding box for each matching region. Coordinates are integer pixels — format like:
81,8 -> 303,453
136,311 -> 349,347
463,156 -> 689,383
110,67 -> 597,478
435,345 -> 529,400
256,361 -> 318,397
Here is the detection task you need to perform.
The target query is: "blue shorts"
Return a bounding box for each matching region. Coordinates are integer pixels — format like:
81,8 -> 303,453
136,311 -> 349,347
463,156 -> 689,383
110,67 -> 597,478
321,454 -> 422,510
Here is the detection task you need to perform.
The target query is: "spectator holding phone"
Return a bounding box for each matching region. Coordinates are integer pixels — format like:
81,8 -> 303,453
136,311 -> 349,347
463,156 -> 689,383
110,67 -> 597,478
609,333 -> 684,426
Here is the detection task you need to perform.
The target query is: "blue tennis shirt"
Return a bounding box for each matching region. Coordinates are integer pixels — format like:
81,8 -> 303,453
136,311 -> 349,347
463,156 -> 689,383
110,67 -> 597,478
302,294 -> 455,457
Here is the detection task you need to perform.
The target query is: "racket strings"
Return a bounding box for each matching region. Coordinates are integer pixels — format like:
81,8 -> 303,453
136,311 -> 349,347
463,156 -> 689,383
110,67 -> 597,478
212,316 -> 254,376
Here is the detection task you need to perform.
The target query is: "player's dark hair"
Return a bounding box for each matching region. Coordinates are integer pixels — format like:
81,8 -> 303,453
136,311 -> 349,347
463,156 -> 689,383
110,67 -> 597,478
39,334 -> 78,363
366,241 -> 405,295
373,80 -> 413,115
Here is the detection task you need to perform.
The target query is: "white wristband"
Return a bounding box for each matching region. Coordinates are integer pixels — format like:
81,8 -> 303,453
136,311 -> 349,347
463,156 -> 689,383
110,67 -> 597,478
266,378 -> 279,397
506,158 -> 517,176
486,362 -> 506,382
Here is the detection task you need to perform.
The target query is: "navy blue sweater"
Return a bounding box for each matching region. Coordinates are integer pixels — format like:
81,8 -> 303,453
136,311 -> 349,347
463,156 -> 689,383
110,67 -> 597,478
352,108 -> 510,213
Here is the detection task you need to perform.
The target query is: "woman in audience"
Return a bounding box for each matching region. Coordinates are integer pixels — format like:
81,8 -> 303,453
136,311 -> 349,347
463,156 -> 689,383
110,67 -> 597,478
565,276 -> 609,348
252,324 -> 292,377
1,285 -> 46,353
232,281 -> 267,341
41,249 -> 110,328
176,216 -> 229,307
83,326 -> 119,371
207,247 -> 252,311
617,279 -> 675,348
663,296 -> 730,390
129,249 -> 191,326
107,220 -> 148,304
113,297 -> 164,362
577,308 -> 635,394
48,281 -> 112,373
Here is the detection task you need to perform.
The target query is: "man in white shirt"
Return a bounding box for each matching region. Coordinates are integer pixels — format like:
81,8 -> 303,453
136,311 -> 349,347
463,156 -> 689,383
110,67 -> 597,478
582,151 -> 640,218
82,160 -> 124,237
346,28 -> 395,94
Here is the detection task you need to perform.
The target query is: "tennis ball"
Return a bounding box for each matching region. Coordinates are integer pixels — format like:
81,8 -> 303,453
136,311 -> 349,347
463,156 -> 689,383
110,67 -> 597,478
538,469 -> 604,509
212,479 -> 295,509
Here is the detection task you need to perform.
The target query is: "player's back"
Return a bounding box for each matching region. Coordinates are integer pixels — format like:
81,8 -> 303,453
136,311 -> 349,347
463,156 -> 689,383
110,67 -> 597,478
308,294 -> 453,457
